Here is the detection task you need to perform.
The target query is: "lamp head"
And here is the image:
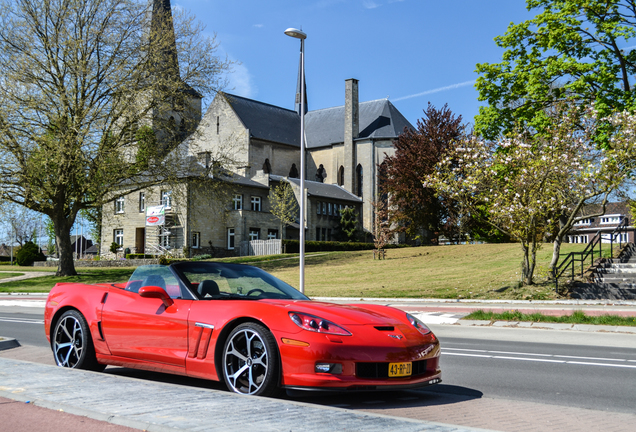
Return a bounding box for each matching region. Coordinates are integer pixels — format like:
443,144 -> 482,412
284,28 -> 307,40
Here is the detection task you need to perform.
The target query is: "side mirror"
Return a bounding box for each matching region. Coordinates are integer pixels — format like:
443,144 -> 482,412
139,285 -> 174,308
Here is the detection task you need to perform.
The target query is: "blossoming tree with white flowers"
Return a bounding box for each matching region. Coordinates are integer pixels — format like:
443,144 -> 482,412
427,105 -> 636,285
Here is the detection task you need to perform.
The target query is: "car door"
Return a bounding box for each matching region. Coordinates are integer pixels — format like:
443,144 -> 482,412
100,268 -> 192,368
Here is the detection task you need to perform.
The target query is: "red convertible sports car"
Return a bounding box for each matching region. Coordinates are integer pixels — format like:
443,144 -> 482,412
44,262 -> 441,396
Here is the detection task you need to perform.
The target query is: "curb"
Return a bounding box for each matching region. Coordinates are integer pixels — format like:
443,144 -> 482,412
0,337 -> 20,351
450,320 -> 636,334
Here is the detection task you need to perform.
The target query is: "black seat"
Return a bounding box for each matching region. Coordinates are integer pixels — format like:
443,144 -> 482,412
198,280 -> 220,298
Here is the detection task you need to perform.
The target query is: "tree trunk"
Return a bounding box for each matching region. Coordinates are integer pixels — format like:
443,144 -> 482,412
550,236 -> 563,274
54,218 -> 77,277
520,242 -> 535,286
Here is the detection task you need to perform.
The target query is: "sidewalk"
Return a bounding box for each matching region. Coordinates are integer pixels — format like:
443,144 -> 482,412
0,357 -> 491,432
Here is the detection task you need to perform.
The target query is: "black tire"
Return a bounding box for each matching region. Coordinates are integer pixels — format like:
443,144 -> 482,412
52,310 -> 105,372
222,322 -> 280,396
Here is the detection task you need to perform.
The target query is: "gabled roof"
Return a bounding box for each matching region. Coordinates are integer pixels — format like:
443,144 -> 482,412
218,93 -> 413,149
272,175 -> 361,203
222,93 -> 300,147
305,99 -> 413,148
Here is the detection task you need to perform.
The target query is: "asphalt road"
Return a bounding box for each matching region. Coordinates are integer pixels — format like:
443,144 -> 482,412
3,307 -> 636,417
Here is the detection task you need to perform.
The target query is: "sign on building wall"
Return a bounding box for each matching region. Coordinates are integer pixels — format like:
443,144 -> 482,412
146,205 -> 165,226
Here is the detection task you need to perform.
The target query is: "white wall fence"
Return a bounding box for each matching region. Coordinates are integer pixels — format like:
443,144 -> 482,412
239,239 -> 282,256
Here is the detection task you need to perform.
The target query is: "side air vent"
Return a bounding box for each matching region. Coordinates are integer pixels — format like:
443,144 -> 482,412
374,326 -> 394,331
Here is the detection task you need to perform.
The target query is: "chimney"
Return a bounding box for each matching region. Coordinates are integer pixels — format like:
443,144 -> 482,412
344,78 -> 359,193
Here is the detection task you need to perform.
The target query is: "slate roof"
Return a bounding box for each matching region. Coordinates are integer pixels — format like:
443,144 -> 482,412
222,93 -> 300,147
271,175 -> 361,203
305,99 -> 413,149
220,93 -> 413,149
570,201 -> 632,232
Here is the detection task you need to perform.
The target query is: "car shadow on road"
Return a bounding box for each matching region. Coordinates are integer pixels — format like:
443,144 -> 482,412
286,384 -> 483,410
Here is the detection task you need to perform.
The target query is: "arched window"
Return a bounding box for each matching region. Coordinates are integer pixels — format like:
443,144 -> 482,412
289,163 -> 299,178
338,166 -> 344,186
315,164 -> 326,183
356,164 -> 363,197
263,158 -> 272,174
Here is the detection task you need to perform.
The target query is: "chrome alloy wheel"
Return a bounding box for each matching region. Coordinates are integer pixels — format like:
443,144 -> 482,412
224,328 -> 269,395
53,314 -> 84,368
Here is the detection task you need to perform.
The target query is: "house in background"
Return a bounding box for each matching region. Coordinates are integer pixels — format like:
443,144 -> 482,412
567,202 -> 634,244
70,235 -> 93,258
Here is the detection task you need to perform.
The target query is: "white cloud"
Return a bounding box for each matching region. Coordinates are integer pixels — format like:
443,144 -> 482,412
363,0 -> 381,9
392,80 -> 476,101
228,63 -> 256,98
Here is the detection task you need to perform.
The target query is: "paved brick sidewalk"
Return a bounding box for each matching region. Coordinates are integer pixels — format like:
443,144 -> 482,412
361,391 -> 636,432
0,357 -> 489,432
0,397 -> 139,432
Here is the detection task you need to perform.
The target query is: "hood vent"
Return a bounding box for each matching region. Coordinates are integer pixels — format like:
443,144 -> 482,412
374,326 -> 394,331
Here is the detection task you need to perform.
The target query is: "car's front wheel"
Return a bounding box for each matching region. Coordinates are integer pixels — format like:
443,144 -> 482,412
222,322 -> 280,396
52,310 -> 105,371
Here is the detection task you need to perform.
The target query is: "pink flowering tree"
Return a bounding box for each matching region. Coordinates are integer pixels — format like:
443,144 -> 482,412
427,105 -> 636,285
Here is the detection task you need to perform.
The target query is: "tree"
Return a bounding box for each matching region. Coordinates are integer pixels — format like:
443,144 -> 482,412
16,241 -> 46,266
0,0 -> 232,275
380,103 -> 465,243
337,207 -> 360,242
427,104 -> 636,285
475,0 -> 636,140
371,198 -> 400,259
0,203 -> 42,247
269,182 -> 299,239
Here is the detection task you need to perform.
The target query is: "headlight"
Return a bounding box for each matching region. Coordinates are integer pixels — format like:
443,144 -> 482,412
289,312 -> 352,336
406,313 -> 431,336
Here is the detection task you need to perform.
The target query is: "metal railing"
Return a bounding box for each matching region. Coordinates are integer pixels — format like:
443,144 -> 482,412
552,218 -> 630,292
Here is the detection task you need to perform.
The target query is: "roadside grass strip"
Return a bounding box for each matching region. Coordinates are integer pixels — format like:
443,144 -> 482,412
464,309 -> 636,326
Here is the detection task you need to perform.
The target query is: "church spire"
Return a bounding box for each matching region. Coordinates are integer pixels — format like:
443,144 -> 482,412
150,0 -> 179,79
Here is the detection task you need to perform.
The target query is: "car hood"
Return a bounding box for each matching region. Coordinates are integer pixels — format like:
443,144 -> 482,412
262,300 -> 404,326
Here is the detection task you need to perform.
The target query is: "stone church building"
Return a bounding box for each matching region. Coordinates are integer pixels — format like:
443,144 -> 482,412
100,0 -> 413,257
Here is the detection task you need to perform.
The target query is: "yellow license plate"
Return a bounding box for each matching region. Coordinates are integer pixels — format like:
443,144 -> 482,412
388,362 -> 412,377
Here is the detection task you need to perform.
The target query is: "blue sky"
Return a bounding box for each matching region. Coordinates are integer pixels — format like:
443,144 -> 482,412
175,0 -> 534,128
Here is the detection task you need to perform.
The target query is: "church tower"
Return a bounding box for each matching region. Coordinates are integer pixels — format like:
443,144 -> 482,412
148,0 -> 202,155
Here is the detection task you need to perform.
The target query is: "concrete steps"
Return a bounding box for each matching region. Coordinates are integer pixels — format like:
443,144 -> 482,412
569,244 -> 636,299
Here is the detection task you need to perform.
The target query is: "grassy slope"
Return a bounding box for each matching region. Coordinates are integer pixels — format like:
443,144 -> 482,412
0,243 -> 588,299
240,243 -> 587,300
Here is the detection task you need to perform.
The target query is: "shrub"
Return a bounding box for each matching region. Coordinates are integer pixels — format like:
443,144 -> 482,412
16,241 -> 47,266
110,242 -> 120,254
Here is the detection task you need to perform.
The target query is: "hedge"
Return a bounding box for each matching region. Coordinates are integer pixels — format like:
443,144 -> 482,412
125,253 -> 155,260
282,240 -> 407,254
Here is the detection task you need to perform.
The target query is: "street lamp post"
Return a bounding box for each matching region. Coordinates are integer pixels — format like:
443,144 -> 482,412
284,27 -> 307,294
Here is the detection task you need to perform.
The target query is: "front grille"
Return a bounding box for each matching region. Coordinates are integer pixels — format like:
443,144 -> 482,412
356,359 -> 428,379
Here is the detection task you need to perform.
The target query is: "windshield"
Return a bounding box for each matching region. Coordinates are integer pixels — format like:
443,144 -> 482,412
171,262 -> 309,301
125,265 -> 188,299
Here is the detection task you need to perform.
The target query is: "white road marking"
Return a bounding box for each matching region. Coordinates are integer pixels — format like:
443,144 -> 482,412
412,312 -> 460,325
442,347 -> 636,369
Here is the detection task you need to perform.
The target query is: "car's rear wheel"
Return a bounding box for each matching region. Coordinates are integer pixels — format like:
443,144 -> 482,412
53,310 -> 105,372
222,322 -> 280,396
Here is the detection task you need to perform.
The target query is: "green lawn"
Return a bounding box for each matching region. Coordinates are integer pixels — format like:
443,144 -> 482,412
464,310 -> 636,326
0,268 -> 137,293
0,243 -> 588,299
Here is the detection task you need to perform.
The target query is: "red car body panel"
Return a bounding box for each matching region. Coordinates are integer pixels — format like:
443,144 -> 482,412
45,266 -> 441,392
